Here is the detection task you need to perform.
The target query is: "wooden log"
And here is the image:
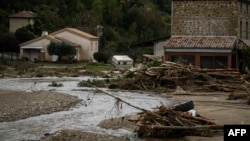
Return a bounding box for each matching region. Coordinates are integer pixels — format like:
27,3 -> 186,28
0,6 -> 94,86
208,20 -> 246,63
137,124 -> 224,130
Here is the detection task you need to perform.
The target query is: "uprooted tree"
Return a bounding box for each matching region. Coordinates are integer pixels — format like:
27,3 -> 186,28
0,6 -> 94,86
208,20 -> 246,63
94,87 -> 222,138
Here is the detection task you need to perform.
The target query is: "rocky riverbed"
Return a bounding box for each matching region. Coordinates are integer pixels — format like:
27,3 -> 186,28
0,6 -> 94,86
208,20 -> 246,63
0,90 -> 81,122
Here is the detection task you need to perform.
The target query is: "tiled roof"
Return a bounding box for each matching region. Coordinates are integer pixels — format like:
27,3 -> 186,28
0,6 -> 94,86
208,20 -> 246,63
164,36 -> 237,49
19,28 -> 98,46
50,28 -> 98,39
19,35 -> 60,46
9,10 -> 37,18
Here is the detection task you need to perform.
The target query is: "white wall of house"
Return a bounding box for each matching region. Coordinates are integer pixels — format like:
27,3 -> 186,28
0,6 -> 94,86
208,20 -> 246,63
9,18 -> 30,33
20,38 -> 52,61
20,28 -> 99,62
154,40 -> 167,57
54,31 -> 98,61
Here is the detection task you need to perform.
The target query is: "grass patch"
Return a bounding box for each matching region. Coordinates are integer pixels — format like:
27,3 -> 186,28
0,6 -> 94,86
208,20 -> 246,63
36,62 -> 113,71
48,81 -> 63,87
78,77 -> 122,88
86,64 -> 113,71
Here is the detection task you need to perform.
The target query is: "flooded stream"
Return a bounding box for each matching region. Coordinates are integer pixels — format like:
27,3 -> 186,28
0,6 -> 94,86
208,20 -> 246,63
0,77 -> 174,141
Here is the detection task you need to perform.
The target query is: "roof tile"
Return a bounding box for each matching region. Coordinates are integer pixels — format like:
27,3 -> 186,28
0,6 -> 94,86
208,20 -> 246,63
9,10 -> 37,18
164,36 -> 237,49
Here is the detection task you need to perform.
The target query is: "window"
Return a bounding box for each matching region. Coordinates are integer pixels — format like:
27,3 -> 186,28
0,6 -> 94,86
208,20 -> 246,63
214,56 -> 228,68
240,1 -> 243,13
247,3 -> 249,14
240,20 -> 242,38
91,42 -> 93,51
168,55 -> 195,65
200,56 -> 228,69
123,62 -> 127,65
247,22 -> 249,39
200,56 -> 213,68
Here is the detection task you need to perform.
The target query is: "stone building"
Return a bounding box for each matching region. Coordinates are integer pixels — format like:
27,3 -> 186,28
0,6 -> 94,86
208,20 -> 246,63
171,0 -> 238,36
238,0 -> 250,40
164,0 -> 250,69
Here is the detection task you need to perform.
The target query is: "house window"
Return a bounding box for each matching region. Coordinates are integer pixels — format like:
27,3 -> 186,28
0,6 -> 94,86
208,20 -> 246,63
214,56 -> 228,68
247,3 -> 249,14
240,20 -> 242,38
168,55 -> 195,65
247,22 -> 249,39
123,62 -> 127,65
240,1 -> 243,13
200,56 -> 213,68
200,56 -> 228,69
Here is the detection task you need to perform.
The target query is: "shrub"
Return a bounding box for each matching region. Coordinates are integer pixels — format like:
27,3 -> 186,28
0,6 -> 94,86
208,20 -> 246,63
147,60 -> 161,67
48,81 -> 63,87
93,52 -> 109,63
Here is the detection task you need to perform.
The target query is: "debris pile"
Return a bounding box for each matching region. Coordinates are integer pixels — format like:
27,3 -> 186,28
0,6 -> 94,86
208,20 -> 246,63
117,61 -> 250,93
129,103 -> 222,138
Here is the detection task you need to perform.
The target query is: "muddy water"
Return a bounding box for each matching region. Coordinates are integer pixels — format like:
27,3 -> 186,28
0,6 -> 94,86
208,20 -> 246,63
0,77 -> 174,141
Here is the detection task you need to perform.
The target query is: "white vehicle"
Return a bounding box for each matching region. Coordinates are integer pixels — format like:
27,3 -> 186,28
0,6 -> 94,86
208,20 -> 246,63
112,55 -> 133,70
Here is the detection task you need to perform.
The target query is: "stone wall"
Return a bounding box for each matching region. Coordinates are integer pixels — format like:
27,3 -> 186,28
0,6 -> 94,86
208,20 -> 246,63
238,0 -> 250,39
171,0 -> 238,36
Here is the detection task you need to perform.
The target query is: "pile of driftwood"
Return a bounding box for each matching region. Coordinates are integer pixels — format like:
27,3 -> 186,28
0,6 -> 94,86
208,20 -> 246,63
118,61 -> 250,93
129,104 -> 222,138
95,87 -> 222,138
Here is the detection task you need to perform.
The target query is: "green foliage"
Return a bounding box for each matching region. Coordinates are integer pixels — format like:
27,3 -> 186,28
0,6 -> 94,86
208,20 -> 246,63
242,47 -> 250,68
147,60 -> 161,67
15,26 -> 36,43
124,71 -> 135,78
48,81 -> 63,87
77,77 -> 122,87
86,63 -> 113,71
78,79 -> 106,87
0,9 -> 8,32
93,52 -> 109,63
0,32 -> 19,53
90,0 -> 104,25
47,42 -> 76,62
1,0 -> 171,56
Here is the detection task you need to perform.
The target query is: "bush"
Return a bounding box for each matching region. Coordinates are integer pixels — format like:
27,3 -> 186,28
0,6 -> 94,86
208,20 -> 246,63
242,47 -> 250,69
48,81 -> 63,87
47,42 -> 76,62
147,60 -> 161,67
77,77 -> 122,87
93,52 -> 109,63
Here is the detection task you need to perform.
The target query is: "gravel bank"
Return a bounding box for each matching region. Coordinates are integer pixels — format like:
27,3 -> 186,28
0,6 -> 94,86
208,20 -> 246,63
0,90 -> 81,122
41,129 -> 129,141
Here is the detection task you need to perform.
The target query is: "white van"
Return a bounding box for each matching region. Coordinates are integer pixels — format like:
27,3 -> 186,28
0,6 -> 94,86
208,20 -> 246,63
112,55 -> 133,70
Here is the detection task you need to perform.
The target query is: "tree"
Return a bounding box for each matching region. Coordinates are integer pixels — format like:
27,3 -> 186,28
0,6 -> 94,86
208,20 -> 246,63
47,42 -> 76,62
103,0 -> 122,27
15,26 -> 36,43
89,0 -> 104,25
0,32 -> 19,60
93,52 -> 109,63
242,47 -> 250,70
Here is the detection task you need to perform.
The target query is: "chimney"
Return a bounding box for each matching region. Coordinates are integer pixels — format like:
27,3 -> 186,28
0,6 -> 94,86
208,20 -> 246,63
41,31 -> 48,36
96,25 -> 104,37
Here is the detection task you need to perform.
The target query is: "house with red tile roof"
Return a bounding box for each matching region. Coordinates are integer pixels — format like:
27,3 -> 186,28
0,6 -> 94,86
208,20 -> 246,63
164,0 -> 250,69
9,10 -> 37,32
19,28 -> 99,62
